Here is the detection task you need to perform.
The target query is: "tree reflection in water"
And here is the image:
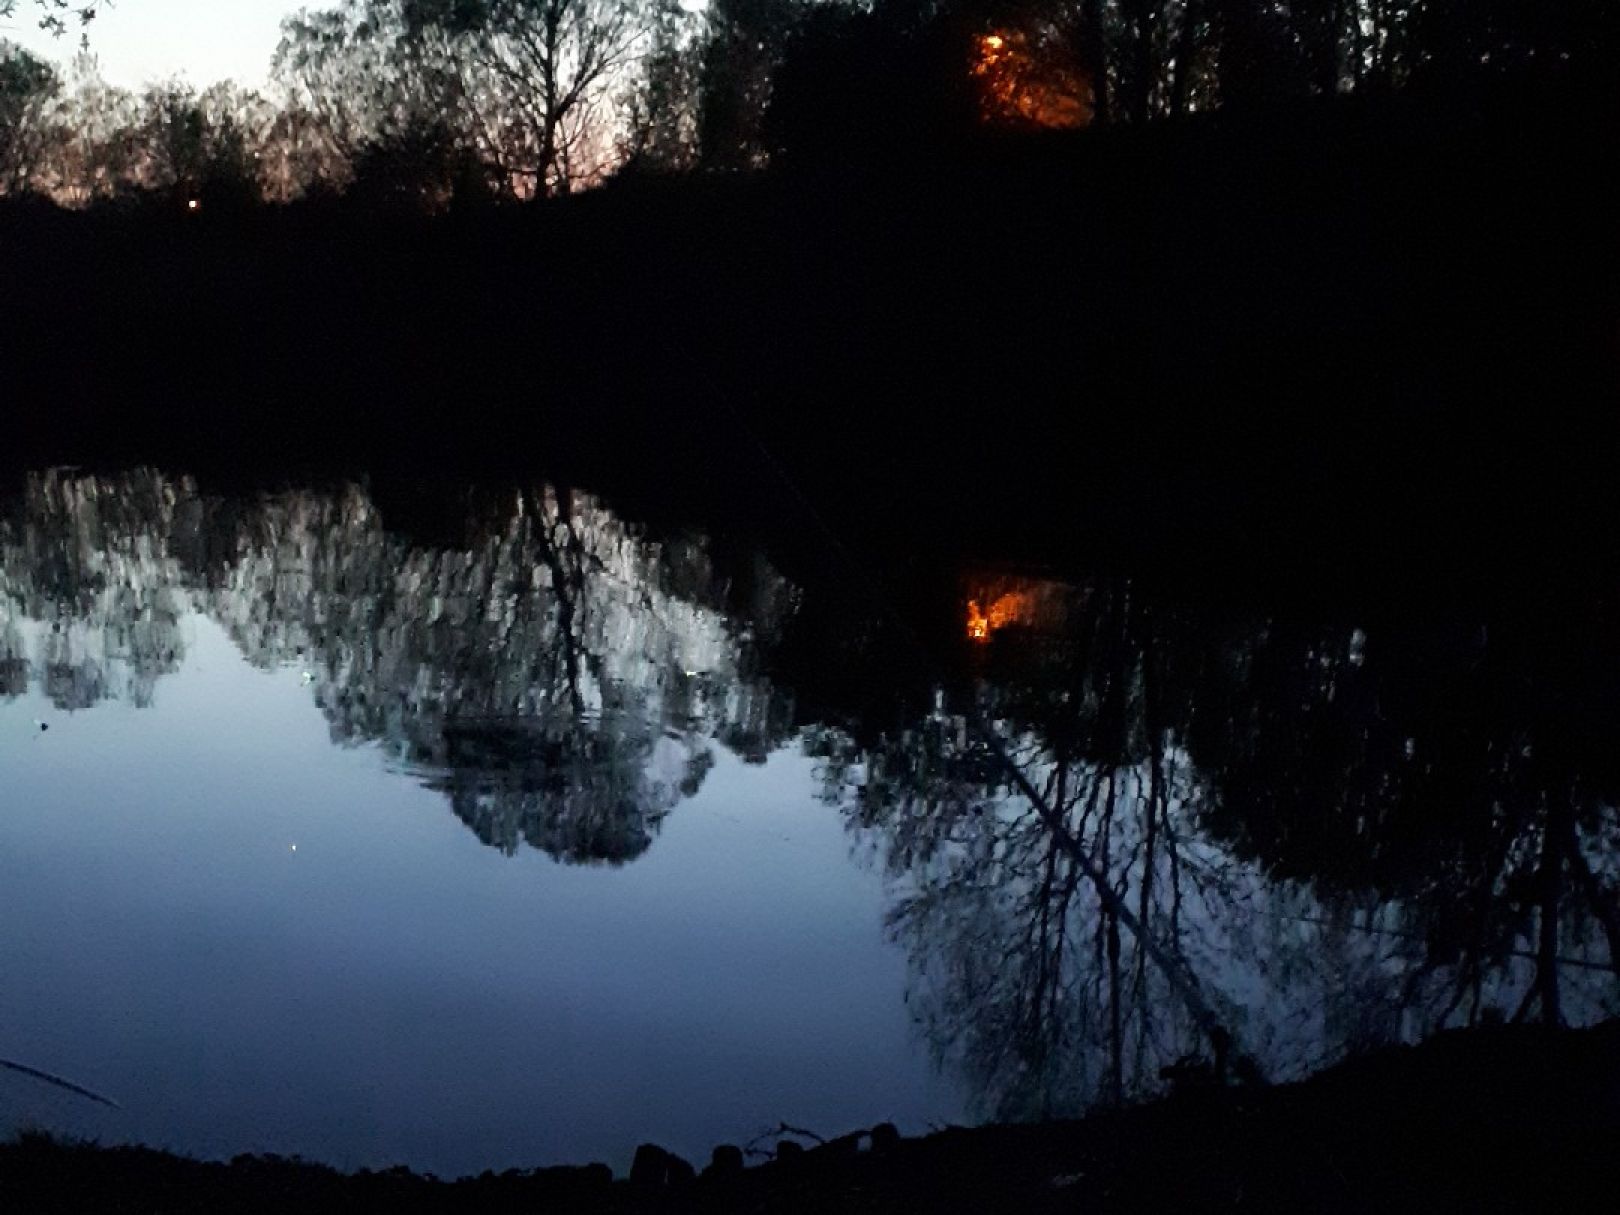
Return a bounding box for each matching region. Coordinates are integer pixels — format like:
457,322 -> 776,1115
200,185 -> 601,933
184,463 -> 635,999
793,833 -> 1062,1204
5,468 -> 1619,1124
0,468 -> 797,864
806,575 -> 1620,1122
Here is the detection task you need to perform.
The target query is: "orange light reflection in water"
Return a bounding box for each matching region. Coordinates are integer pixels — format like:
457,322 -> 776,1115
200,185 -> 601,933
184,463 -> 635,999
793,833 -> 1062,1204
966,593 -> 1031,642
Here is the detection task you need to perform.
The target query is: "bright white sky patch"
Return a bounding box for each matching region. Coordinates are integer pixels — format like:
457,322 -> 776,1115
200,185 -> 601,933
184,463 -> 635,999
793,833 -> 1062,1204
4,0 -> 292,90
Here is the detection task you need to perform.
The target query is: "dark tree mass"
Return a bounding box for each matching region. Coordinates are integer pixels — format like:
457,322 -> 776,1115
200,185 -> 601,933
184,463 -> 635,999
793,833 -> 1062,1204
2,1 -> 1613,202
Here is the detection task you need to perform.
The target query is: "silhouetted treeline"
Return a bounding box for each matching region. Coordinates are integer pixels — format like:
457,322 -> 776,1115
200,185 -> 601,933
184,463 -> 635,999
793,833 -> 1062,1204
3,68 -> 1613,603
2,0 -> 1614,205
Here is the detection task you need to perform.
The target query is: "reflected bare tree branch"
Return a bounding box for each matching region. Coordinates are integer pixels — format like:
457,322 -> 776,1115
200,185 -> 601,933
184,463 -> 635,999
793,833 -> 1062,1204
0,470 -> 797,865
807,572 -> 1620,1120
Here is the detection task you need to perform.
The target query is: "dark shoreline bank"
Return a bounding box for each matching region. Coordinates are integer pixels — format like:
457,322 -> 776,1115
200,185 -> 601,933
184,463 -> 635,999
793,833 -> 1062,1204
4,72 -> 1615,608
4,1019 -> 1616,1212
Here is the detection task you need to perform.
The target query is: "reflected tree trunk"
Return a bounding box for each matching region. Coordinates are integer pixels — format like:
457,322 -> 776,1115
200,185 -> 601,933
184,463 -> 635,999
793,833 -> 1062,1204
1566,825 -> 1620,980
1537,794 -> 1568,1026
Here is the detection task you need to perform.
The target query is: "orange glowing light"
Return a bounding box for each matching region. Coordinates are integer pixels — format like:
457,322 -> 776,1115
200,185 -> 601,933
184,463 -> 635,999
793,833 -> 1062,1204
971,27 -> 1092,131
966,593 -> 1030,642
968,600 -> 989,641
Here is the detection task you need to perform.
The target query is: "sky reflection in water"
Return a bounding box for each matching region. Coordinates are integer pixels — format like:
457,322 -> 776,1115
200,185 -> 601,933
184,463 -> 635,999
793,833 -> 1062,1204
1,619 -> 946,1173
2,468 -> 1618,1174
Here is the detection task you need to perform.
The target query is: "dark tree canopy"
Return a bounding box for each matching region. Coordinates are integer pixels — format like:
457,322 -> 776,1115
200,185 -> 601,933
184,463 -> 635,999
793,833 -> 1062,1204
4,0 -> 1614,207
0,41 -> 56,192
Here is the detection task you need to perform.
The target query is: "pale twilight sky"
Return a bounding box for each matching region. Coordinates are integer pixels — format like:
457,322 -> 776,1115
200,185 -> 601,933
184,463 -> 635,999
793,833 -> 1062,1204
5,1 -> 294,90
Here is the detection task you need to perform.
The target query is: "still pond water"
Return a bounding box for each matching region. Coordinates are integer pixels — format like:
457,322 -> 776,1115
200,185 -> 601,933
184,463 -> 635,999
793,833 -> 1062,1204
2,468 -> 1617,1175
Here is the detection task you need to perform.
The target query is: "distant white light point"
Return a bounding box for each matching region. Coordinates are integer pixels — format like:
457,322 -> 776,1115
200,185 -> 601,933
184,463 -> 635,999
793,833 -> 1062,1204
290,844 -> 298,852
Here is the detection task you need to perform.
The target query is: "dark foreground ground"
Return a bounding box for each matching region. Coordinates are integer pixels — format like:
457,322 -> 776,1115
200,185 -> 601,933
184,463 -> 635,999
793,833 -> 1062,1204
3,1020 -> 1615,1213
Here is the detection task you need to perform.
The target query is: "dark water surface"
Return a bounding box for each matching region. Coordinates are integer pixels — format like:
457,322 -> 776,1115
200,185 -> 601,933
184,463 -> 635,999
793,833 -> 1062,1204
3,468 -> 1617,1175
